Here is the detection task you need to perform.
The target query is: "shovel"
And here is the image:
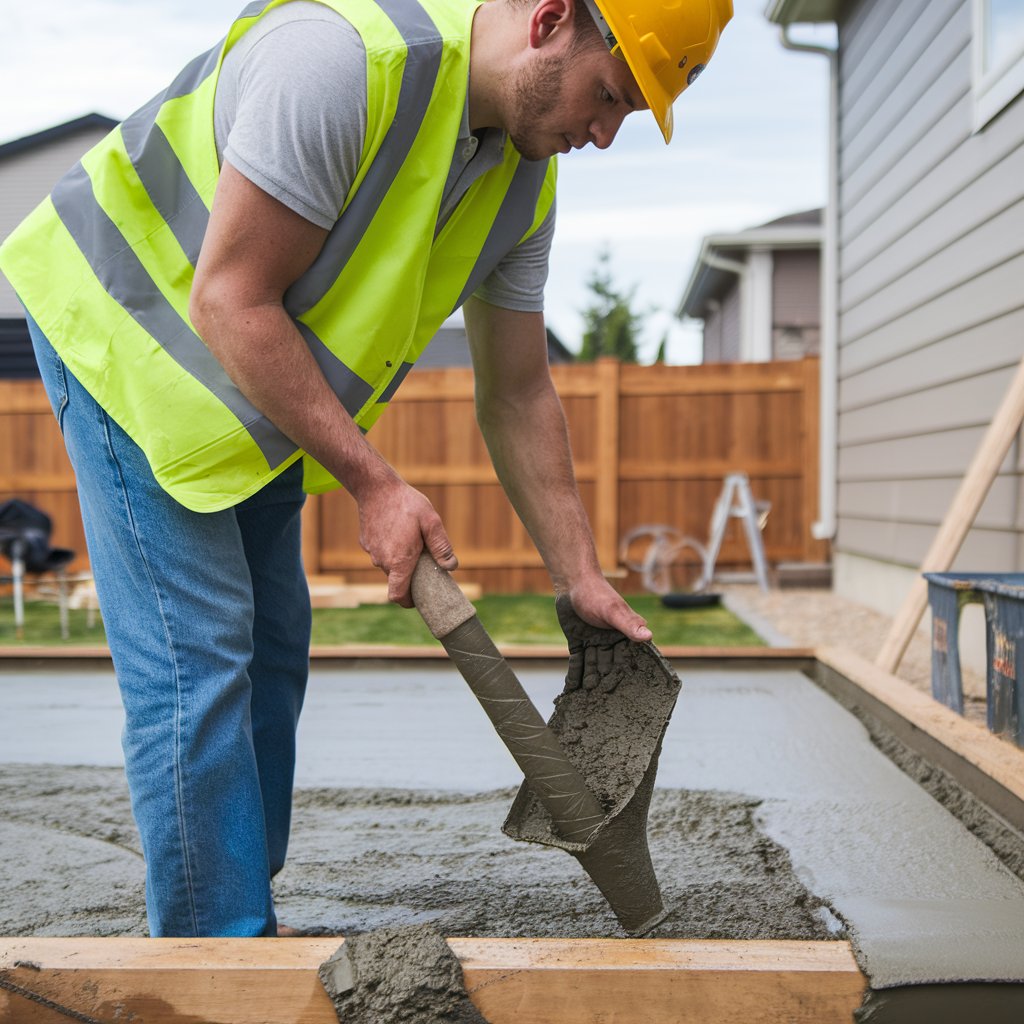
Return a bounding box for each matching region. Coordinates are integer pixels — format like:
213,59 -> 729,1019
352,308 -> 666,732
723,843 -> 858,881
410,554 -> 681,935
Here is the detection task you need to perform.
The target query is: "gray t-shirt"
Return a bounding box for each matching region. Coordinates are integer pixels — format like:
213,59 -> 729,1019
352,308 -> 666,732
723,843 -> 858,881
213,1 -> 553,311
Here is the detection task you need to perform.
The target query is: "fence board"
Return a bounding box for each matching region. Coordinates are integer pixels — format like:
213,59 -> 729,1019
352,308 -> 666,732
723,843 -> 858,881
0,359 -> 824,594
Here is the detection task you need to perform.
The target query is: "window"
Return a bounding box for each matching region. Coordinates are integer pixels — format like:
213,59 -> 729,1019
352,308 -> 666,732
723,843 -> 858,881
973,0 -> 1024,130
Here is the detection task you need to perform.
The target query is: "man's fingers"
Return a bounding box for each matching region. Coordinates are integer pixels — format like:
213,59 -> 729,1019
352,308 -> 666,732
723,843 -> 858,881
423,522 -> 458,571
387,561 -> 416,607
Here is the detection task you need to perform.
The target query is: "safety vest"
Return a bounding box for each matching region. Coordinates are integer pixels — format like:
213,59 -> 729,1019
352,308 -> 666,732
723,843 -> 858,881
0,0 -> 556,512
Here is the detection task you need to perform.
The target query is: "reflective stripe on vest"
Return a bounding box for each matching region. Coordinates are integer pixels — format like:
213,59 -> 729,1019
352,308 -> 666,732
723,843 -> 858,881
0,0 -> 556,511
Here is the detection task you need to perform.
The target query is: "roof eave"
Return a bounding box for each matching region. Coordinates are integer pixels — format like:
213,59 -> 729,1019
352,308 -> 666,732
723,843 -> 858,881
764,0 -> 839,25
677,227 -> 823,319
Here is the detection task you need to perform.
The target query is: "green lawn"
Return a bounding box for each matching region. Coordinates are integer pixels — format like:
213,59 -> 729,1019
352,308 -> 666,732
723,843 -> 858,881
0,593 -> 763,648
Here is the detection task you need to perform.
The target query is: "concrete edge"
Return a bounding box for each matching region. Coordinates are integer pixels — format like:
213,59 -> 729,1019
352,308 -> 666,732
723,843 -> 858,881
0,644 -> 816,666
813,645 -> 1024,834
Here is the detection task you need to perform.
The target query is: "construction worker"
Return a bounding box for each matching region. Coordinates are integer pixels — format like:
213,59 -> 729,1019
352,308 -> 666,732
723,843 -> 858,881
0,0 -> 732,937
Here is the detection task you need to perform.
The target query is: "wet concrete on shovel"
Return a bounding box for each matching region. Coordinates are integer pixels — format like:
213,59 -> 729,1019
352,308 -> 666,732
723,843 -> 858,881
3,664 -> 1024,1020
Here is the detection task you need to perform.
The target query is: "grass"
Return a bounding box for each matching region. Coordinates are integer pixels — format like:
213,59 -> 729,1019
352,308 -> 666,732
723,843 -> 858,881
0,593 -> 763,649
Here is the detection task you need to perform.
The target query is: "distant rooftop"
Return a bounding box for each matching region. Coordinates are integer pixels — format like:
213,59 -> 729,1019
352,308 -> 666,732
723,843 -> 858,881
0,114 -> 117,160
756,208 -> 823,229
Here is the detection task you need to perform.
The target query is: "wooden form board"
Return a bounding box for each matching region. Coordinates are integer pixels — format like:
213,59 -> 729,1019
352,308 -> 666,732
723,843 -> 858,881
0,645 -> 817,662
0,938 -> 865,1024
816,645 -> 1024,829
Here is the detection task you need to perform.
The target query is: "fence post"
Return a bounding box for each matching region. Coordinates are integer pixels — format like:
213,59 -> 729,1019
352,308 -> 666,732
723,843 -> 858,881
801,357 -> 826,563
594,358 -> 621,571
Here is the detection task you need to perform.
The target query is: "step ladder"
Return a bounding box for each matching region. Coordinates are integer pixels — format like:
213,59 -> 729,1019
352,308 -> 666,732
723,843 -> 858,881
619,474 -> 771,595
697,474 -> 771,592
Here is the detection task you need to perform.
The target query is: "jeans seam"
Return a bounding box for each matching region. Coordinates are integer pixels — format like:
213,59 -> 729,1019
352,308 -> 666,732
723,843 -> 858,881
99,409 -> 200,936
53,351 -> 69,434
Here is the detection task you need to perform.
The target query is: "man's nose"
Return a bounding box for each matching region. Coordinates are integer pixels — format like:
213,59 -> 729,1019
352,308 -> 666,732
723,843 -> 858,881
589,109 -> 627,150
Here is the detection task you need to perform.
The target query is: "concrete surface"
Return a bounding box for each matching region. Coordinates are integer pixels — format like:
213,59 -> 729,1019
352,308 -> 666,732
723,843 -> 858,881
2,662 -> 1024,991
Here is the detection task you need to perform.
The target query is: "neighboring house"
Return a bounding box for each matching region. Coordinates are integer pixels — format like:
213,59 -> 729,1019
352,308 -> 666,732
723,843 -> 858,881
0,115 -> 573,377
677,209 -> 822,364
765,1 -> 1024,629
418,320 -> 574,368
0,115 -> 117,376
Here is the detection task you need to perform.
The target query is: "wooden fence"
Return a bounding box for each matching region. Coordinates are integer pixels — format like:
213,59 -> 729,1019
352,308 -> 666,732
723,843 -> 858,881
0,357 -> 826,594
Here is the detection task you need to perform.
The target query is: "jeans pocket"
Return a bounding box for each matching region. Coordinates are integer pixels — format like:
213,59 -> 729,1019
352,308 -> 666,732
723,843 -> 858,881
24,311 -> 70,433
52,350 -> 70,435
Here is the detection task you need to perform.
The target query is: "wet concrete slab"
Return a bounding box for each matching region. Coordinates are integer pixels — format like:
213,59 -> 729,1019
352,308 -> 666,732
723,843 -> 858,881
2,663 -> 1024,995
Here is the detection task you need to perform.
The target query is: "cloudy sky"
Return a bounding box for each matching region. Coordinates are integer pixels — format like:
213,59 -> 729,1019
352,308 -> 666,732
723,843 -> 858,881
1,0 -> 832,362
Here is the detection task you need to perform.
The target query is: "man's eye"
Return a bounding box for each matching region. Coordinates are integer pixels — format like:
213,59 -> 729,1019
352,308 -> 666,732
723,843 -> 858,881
601,88 -> 614,103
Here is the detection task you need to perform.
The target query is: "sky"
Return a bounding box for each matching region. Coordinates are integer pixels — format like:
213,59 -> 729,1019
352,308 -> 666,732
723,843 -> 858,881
0,0 -> 833,363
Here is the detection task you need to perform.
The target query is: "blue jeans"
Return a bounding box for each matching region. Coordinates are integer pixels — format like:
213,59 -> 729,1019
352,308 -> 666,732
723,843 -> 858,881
27,314 -> 311,937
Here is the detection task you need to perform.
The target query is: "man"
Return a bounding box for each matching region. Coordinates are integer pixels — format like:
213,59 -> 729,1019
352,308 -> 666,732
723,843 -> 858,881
0,0 -> 731,938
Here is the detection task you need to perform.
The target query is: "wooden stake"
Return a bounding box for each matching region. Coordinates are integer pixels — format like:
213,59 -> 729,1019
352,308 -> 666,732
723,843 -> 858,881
876,355 -> 1024,674
0,938 -> 865,1024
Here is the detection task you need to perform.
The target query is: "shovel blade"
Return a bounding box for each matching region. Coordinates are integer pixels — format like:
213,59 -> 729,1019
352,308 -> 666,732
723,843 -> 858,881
504,603 -> 681,933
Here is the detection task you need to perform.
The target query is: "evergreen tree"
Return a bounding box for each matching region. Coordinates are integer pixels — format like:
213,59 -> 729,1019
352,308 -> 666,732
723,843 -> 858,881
578,247 -> 645,363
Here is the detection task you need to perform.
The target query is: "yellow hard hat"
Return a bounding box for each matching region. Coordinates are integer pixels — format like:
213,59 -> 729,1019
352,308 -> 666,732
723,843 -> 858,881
581,0 -> 733,143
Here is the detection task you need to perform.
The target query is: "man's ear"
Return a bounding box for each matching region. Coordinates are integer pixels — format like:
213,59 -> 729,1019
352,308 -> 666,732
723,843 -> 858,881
527,0 -> 575,50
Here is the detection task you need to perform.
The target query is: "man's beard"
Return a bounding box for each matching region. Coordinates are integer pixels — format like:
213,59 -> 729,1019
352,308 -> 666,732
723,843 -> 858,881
505,51 -> 569,161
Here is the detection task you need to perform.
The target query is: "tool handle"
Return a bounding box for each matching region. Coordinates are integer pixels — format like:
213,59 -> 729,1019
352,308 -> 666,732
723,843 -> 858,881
411,554 -> 606,845
410,553 -> 476,640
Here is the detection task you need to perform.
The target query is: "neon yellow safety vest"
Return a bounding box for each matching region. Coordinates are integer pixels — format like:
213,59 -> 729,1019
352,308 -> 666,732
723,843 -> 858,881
0,0 -> 556,512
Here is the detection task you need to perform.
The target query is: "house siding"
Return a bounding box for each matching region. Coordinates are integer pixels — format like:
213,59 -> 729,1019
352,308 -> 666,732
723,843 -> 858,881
718,282 -> 742,363
834,0 -> 1024,588
0,126 -> 110,316
772,248 -> 820,359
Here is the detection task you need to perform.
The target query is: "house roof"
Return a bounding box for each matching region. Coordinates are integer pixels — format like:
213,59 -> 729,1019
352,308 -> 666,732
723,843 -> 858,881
763,0 -> 839,25
0,114 -> 118,160
677,209 -> 823,318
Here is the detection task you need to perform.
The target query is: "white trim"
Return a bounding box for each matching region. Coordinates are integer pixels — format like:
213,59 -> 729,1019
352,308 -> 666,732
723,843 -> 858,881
748,249 -> 774,362
972,0 -> 1024,132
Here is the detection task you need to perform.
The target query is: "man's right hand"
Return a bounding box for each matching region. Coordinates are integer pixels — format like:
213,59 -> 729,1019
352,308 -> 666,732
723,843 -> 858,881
354,472 -> 457,608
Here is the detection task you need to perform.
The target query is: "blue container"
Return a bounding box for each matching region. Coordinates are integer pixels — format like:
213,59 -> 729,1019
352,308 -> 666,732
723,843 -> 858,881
924,572 -> 1024,747
973,576 -> 1024,746
924,573 -> 990,715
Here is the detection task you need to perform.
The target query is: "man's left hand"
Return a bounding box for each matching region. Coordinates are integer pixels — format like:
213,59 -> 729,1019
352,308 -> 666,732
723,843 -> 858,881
566,574 -> 652,642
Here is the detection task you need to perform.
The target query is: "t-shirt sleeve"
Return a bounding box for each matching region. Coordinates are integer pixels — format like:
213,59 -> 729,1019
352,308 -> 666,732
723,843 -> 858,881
473,201 -> 555,313
217,7 -> 367,230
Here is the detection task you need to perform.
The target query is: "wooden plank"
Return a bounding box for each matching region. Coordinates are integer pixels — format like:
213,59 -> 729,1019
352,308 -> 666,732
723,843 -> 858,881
0,646 -> 817,663
0,474 -> 78,491
594,357 -> 620,568
0,938 -> 866,1024
801,357 -> 828,563
876,355 -> 1024,672
0,381 -> 52,412
387,463 -> 598,485
617,460 -> 804,481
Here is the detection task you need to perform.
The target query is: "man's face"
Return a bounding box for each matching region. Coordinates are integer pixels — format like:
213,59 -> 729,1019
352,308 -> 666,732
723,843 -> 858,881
503,40 -> 648,161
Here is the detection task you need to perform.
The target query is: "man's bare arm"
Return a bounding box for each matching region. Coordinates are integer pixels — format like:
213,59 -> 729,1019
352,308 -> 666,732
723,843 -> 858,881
464,296 -> 650,640
189,163 -> 456,604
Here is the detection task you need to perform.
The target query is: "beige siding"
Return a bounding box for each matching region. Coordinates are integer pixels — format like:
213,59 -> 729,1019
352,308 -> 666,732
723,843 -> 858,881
0,127 -> 108,316
701,280 -> 742,364
718,281 -> 741,363
772,248 -> 819,359
833,0 -> 1024,580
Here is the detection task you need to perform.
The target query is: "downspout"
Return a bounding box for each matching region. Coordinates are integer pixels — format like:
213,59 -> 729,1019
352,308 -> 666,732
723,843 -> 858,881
779,25 -> 838,541
703,251 -> 750,359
